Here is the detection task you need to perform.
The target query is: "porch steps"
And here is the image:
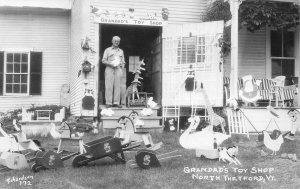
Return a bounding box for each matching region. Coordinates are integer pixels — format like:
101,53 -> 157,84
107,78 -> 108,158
100,106 -> 163,133
99,106 -> 159,117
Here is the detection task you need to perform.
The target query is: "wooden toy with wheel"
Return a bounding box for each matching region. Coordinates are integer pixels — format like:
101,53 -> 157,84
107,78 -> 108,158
115,115 -> 162,150
72,136 -> 139,168
30,150 -> 79,172
127,149 -> 182,169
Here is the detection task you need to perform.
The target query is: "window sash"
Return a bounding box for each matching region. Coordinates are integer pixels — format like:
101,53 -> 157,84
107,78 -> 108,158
177,36 -> 207,65
270,30 -> 295,78
271,30 -> 295,58
271,58 -> 295,78
4,52 -> 30,95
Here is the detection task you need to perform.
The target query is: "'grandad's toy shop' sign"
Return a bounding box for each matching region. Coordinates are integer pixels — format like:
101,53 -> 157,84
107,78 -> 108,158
91,6 -> 168,26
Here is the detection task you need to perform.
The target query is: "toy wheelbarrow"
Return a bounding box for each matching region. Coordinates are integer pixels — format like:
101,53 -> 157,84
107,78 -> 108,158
72,136 -> 140,168
30,150 -> 79,172
127,149 -> 182,169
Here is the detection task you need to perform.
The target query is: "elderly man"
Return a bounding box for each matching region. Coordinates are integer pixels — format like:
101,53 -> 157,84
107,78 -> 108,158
102,36 -> 125,108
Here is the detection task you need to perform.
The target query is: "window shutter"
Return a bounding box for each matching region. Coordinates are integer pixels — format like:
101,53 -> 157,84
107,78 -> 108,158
0,52 -> 4,96
30,52 -> 42,95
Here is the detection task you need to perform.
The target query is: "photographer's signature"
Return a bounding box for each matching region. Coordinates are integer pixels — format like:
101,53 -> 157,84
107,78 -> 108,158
6,175 -> 33,186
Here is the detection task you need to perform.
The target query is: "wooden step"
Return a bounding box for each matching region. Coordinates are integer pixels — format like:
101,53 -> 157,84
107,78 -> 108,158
99,106 -> 160,117
101,116 -> 162,129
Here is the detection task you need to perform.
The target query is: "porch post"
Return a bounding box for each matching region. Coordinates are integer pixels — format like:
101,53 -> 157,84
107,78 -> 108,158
228,0 -> 242,99
297,24 -> 300,106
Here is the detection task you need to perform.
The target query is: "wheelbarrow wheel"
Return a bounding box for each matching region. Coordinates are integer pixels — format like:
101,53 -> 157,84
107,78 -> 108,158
72,155 -> 88,168
31,163 -> 46,172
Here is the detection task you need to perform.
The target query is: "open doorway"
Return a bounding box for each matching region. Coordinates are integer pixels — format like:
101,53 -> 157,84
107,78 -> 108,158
98,24 -> 162,106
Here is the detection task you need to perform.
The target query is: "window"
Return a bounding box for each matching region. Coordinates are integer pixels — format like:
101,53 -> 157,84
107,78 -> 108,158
0,51 -> 42,96
271,30 -> 295,78
177,36 -> 206,64
5,52 -> 29,94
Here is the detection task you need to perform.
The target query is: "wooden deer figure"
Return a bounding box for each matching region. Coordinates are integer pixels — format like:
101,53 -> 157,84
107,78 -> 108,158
125,59 -> 145,107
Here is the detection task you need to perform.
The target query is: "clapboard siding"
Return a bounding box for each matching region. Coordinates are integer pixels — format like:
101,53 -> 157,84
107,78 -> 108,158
0,10 -> 70,112
69,0 -> 92,116
224,27 -> 266,79
69,0 -> 208,116
70,0 -> 84,116
91,0 -> 207,24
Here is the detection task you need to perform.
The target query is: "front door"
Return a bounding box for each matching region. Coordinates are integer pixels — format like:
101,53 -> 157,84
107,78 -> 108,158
98,24 -> 162,106
150,30 -> 162,105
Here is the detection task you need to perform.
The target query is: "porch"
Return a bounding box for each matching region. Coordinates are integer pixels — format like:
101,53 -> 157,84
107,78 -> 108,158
223,76 -> 298,108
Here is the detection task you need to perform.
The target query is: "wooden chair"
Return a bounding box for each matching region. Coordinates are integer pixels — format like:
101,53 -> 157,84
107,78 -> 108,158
226,108 -> 249,138
224,76 -> 297,107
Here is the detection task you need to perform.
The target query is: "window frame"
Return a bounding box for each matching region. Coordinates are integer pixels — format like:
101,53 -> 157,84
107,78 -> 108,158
3,51 -> 31,96
177,35 -> 207,65
266,28 -> 297,79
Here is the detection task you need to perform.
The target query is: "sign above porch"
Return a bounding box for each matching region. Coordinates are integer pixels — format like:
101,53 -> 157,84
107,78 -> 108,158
91,6 -> 167,27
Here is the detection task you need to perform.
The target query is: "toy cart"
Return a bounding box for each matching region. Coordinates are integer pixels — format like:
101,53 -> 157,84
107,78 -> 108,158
0,152 -> 30,170
127,149 -> 182,169
30,150 -> 79,172
72,136 -> 139,168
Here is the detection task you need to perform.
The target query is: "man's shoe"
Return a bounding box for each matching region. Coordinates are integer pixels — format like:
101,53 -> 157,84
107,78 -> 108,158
113,104 -> 123,108
106,104 -> 112,108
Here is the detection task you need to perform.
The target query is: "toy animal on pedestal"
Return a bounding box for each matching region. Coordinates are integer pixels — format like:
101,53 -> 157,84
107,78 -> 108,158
49,122 -> 85,140
126,59 -> 145,107
179,116 -> 230,159
262,130 -> 283,156
125,80 -> 141,107
114,115 -> 162,150
195,83 -> 226,134
259,106 -> 284,156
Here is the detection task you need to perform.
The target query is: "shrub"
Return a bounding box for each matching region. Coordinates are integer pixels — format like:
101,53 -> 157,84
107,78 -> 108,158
0,105 -> 71,126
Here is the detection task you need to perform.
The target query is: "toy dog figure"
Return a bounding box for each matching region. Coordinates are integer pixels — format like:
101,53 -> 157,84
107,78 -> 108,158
218,146 -> 241,165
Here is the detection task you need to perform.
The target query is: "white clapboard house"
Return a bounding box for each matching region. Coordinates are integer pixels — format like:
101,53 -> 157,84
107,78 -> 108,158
0,0 -> 299,132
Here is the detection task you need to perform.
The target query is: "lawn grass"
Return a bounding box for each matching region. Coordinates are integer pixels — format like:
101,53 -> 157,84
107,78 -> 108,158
0,131 -> 299,189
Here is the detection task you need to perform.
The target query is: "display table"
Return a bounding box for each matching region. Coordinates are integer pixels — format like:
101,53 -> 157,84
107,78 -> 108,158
128,92 -> 153,107
36,110 -> 52,120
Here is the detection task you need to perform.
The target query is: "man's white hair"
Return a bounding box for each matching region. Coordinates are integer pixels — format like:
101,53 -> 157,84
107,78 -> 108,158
112,36 -> 121,41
